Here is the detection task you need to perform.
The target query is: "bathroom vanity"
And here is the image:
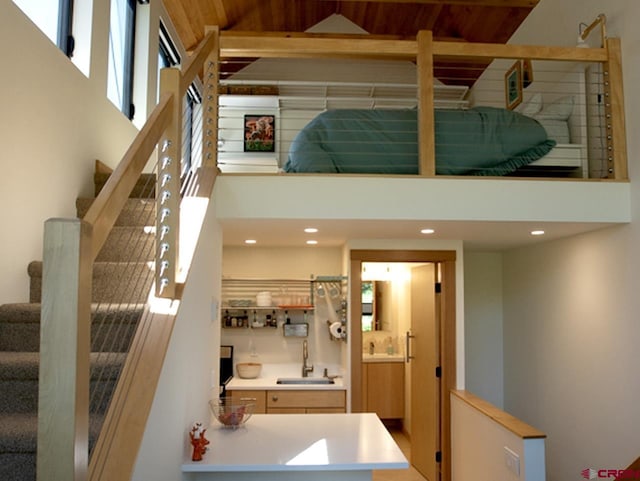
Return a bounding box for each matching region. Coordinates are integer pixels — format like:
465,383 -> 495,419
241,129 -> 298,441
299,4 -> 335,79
181,412 -> 408,481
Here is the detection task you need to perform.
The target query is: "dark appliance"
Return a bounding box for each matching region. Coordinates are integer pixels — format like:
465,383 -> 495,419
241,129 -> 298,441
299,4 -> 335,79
219,345 -> 234,396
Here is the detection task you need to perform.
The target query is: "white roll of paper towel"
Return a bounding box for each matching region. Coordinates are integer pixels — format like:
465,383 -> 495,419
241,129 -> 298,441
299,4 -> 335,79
329,321 -> 344,338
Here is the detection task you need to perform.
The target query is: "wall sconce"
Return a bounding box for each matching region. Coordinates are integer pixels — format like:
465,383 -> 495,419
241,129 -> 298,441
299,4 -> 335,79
577,13 -> 607,48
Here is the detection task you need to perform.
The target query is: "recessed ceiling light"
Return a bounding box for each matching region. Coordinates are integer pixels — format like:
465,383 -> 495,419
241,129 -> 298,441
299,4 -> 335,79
306,240 -> 318,245
530,230 -> 545,236
244,239 -> 257,244
420,228 -> 435,235
304,228 -> 318,233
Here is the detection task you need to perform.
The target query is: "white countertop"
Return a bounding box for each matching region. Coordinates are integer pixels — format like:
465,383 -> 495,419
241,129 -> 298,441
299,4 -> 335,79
182,413 -> 408,473
226,363 -> 345,391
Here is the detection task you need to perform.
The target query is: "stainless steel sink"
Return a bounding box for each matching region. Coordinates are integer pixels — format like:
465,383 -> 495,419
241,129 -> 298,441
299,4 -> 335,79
276,377 -> 335,385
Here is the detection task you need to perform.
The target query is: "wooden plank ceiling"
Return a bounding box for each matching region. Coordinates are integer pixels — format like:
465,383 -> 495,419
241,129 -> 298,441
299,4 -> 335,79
163,0 -> 540,86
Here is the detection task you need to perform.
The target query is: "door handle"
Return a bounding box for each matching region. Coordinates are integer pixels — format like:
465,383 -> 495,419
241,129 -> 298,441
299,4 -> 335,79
406,330 -> 415,363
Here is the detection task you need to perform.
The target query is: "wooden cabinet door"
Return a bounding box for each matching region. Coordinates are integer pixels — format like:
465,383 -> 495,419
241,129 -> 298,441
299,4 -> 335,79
365,362 -> 404,419
230,390 -> 266,414
266,390 -> 346,412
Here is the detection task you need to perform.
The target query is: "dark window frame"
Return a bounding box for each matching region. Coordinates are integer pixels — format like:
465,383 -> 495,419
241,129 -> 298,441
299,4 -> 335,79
57,0 -> 75,57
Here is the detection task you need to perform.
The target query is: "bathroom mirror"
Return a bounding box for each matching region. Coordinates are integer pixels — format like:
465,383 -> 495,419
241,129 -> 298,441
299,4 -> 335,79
361,280 -> 389,331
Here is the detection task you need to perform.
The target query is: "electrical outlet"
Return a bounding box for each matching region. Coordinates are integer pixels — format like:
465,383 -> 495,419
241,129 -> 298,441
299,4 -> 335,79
504,446 -> 520,476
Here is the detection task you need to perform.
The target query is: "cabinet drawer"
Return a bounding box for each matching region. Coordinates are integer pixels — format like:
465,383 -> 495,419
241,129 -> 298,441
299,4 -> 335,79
267,390 -> 346,409
230,390 -> 267,414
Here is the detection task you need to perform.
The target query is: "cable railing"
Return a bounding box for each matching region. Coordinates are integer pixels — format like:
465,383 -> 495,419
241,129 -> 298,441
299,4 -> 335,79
214,30 -> 627,181
37,27 -> 220,481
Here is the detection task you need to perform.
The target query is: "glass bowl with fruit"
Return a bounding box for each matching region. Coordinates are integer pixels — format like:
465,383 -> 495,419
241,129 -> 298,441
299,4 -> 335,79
209,397 -> 255,429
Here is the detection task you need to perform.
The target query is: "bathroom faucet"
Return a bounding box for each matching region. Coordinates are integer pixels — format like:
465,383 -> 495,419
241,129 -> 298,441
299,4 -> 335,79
369,341 -> 375,355
302,340 -> 314,377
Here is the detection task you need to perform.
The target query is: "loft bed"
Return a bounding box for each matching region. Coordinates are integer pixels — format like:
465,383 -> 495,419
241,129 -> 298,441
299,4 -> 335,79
282,92 -> 587,177
216,30 -> 627,180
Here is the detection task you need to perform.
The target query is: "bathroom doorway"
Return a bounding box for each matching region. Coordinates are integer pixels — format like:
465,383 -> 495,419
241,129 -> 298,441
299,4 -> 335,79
349,250 -> 456,481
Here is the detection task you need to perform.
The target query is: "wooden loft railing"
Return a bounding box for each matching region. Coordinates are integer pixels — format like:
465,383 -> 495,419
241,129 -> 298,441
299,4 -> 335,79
37,28 -> 221,481
217,31 -> 627,180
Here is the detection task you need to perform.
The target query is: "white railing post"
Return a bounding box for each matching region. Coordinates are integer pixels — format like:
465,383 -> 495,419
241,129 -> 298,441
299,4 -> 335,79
156,69 -> 181,298
37,218 -> 92,481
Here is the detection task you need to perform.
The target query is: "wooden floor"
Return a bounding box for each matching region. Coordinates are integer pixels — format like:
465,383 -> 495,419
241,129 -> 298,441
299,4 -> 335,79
373,428 -> 427,481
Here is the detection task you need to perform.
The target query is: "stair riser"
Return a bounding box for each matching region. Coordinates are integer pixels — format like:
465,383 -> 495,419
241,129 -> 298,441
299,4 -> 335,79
0,453 -> 35,481
96,229 -> 155,262
76,198 -> 156,227
0,380 -> 118,414
0,322 -> 138,352
29,264 -> 155,304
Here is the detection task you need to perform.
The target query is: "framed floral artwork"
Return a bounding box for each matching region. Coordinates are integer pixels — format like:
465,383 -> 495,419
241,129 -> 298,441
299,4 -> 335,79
244,114 -> 275,152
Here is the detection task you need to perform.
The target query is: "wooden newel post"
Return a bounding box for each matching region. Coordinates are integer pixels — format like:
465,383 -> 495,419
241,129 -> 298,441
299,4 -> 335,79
604,37 -> 628,180
156,68 -> 181,298
37,218 -> 92,481
417,30 -> 436,177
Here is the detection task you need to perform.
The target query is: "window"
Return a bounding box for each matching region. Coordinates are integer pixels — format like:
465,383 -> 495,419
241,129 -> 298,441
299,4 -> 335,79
57,0 -> 74,57
13,0 -> 74,57
107,0 -> 136,119
158,21 -> 202,174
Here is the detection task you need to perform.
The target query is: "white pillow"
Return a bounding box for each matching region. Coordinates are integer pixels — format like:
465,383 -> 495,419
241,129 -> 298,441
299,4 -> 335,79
534,95 -> 574,120
519,93 -> 543,116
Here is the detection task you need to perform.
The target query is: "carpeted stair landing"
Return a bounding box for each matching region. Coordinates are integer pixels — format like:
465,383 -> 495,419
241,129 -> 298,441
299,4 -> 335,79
0,177 -> 155,481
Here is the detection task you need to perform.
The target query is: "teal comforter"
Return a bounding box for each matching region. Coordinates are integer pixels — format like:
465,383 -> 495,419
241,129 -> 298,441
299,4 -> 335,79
283,107 -> 556,176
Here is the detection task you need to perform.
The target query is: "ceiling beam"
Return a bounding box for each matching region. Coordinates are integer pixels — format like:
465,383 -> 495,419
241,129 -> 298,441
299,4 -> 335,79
314,0 -> 539,7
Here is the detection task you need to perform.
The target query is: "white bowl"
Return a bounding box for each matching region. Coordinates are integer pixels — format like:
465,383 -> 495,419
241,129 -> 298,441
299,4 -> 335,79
236,362 -> 262,379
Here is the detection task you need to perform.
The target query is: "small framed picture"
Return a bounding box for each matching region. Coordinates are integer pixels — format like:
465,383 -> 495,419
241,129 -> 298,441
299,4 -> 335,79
243,114 -> 275,152
504,61 -> 523,110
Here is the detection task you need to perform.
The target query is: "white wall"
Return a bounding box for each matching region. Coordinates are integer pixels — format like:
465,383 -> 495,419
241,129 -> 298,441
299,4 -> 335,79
132,199 -> 223,481
463,252 -> 504,408
451,393 -> 545,481
220,246 -> 344,368
501,3 -> 640,480
0,2 -> 138,304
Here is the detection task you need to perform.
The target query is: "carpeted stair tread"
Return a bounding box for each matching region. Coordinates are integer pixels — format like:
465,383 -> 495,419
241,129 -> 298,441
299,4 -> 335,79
0,412 -> 105,454
0,303 -> 144,352
0,302 -> 145,322
94,172 -> 156,198
76,198 -> 156,226
28,261 -> 155,304
0,352 -> 127,381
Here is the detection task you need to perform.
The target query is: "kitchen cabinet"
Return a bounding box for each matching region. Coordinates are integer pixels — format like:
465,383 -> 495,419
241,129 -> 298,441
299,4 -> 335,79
230,389 -> 346,414
267,390 -> 346,413
362,362 -> 404,419
230,390 -> 267,414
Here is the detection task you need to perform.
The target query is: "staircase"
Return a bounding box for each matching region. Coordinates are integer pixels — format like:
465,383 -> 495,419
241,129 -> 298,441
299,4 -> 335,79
0,174 -> 156,481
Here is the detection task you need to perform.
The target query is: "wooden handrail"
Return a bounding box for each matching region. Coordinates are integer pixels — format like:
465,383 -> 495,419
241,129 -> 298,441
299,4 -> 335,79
181,27 -> 219,98
83,92 -> 174,260
452,390 -> 546,439
219,31 -> 608,62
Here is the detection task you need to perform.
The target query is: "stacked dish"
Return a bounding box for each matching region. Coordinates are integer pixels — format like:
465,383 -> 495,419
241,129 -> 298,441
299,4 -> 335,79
256,291 -> 272,307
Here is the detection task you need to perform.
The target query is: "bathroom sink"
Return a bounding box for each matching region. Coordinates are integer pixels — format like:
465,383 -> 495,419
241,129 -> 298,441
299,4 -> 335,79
276,377 -> 335,385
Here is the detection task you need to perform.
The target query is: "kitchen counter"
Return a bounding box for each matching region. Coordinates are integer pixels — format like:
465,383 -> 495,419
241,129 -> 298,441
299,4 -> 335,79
226,363 -> 345,391
182,413 -> 408,481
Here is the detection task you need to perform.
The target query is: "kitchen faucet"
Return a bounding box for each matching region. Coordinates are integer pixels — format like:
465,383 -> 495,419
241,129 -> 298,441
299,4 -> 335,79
302,339 -> 314,377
